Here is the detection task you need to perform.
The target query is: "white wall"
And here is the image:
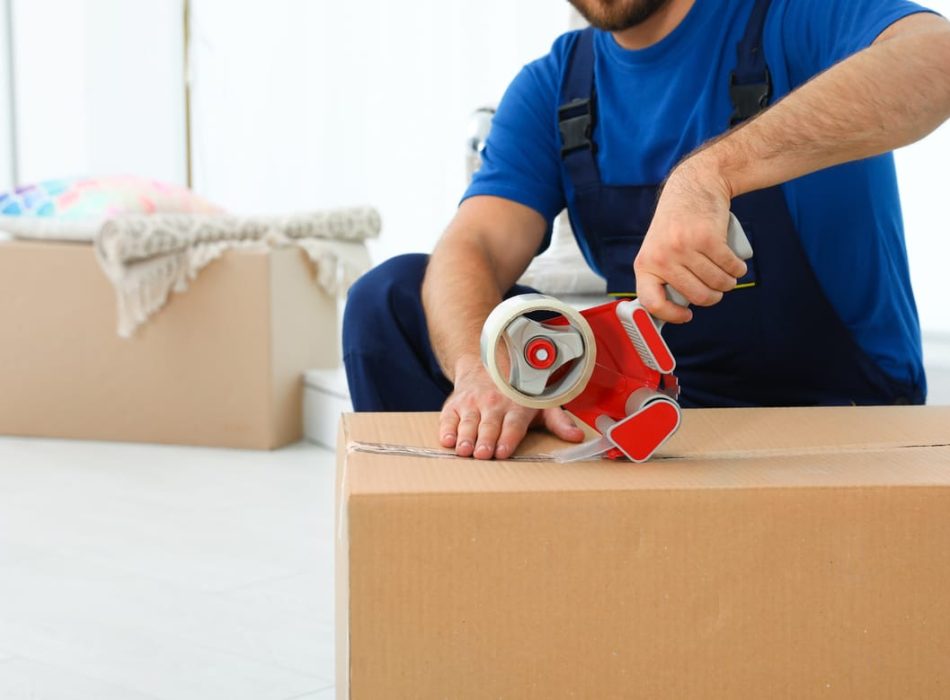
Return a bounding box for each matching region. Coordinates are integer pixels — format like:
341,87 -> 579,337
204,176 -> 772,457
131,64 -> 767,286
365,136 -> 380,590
896,121 -> 950,336
897,117 -> 950,401
189,0 -> 573,264
11,0 -> 185,184
0,0 -> 14,191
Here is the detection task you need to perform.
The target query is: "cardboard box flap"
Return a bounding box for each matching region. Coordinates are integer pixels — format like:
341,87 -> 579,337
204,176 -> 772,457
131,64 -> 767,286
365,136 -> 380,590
341,407 -> 950,495
345,406 -> 950,458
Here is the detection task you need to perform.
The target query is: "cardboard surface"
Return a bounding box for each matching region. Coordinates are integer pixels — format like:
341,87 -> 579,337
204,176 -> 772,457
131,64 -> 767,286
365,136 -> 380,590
338,407 -> 950,699
0,240 -> 337,448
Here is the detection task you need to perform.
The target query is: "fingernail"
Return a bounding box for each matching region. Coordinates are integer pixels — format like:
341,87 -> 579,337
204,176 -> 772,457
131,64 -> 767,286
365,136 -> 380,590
442,433 -> 456,443
475,444 -> 492,457
496,444 -> 509,459
458,440 -> 473,451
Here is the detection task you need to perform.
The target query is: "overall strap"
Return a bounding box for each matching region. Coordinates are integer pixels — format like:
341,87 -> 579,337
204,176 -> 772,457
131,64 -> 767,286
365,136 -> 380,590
730,0 -> 774,126
558,27 -> 600,190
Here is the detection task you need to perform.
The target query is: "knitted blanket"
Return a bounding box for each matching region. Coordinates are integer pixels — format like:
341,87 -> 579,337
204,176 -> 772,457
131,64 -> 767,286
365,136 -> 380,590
94,207 -> 380,337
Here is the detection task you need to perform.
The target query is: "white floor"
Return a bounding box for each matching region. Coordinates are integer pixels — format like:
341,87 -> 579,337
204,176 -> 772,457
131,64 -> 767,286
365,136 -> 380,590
0,437 -> 337,700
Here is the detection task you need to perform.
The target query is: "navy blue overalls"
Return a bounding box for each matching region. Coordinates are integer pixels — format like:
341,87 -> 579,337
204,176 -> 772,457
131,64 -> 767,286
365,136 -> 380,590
343,0 -> 923,411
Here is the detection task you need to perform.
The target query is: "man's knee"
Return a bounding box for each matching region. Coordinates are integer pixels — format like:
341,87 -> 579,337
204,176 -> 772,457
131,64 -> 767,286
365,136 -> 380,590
343,253 -> 430,352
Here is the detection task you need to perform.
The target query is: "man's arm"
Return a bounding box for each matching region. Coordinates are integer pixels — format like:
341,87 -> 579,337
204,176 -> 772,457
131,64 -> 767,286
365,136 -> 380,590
636,12 -> 950,322
422,195 -> 584,459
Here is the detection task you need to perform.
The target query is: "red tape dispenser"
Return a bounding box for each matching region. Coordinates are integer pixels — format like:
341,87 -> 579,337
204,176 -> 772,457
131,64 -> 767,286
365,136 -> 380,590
480,213 -> 753,462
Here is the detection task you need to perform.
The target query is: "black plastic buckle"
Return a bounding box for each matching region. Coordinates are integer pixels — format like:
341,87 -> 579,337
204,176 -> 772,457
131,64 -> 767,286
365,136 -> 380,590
729,69 -> 771,126
558,98 -> 594,156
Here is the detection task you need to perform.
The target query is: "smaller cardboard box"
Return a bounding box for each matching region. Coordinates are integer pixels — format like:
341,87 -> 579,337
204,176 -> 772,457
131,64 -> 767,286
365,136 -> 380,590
0,240 -> 337,449
337,406 -> 950,699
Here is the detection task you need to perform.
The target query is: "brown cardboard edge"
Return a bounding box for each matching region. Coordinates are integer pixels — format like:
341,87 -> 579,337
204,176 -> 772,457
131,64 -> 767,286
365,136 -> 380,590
339,411 -> 950,497
266,251 -> 280,449
342,407 -> 950,460
336,415 -> 350,700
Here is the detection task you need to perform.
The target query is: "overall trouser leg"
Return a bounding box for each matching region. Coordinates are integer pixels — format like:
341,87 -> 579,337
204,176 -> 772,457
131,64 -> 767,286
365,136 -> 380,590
342,254 -> 452,411
343,253 -> 539,411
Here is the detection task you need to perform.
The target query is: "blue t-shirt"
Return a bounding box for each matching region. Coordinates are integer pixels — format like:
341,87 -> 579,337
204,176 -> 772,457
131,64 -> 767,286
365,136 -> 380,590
464,0 -> 933,387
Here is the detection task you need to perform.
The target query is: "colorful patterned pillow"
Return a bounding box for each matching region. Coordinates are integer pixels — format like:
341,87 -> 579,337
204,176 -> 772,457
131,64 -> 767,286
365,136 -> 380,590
0,175 -> 224,241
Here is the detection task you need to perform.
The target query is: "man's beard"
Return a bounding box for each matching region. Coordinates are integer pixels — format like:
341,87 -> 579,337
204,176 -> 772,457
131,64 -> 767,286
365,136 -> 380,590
567,0 -> 671,31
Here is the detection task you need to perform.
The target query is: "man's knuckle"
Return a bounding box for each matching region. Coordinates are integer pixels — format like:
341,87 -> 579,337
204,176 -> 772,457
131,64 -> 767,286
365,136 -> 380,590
699,228 -> 720,248
483,392 -> 505,408
510,408 -> 536,425
479,412 -> 502,427
642,297 -> 662,314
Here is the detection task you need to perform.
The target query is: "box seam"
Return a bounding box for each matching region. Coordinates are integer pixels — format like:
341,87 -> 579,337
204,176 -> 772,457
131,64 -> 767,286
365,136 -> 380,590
345,440 -> 950,463
346,480 -> 950,499
338,414 -> 352,700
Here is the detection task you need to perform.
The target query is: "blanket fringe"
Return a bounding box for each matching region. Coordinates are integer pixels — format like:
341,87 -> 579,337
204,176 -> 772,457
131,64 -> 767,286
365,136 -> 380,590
95,208 -> 379,337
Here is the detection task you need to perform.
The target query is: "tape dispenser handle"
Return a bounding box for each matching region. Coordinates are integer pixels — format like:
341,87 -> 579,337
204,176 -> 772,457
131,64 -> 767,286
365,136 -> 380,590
664,212 -> 753,308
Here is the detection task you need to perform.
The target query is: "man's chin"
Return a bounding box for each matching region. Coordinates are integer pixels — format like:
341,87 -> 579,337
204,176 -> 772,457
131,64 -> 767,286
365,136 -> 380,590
568,0 -> 671,32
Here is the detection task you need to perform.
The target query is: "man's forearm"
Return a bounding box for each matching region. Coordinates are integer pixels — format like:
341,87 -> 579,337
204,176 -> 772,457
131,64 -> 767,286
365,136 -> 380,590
422,235 -> 506,382
422,196 -> 546,383
690,14 -> 950,197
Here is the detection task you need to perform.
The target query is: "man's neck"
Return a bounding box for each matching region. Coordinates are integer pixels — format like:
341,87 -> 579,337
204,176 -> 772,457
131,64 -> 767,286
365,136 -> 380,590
611,0 -> 696,50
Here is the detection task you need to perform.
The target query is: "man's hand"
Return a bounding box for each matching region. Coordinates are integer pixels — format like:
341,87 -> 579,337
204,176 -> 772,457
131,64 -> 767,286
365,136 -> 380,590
439,354 -> 584,460
634,158 -> 748,324
635,13 -> 950,325
423,196 -> 583,458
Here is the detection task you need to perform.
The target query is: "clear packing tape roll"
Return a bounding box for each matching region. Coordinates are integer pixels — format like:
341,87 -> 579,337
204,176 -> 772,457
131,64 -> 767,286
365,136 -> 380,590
480,293 -> 597,409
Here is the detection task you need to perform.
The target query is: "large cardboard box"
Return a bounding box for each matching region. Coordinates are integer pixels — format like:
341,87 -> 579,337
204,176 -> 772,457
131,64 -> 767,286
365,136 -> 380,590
0,240 -> 337,448
337,406 -> 950,699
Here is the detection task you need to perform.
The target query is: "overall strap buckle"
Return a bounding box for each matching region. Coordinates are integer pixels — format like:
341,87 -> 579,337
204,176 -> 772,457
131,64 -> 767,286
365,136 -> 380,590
558,98 -> 595,156
729,69 -> 772,126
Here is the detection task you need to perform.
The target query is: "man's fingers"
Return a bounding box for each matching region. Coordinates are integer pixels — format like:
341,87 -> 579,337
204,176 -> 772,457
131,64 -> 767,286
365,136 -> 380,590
495,409 -> 535,460
637,272 -> 693,324
667,265 -> 724,308
438,408 -> 460,448
708,242 -> 748,280
543,408 -> 585,443
689,253 -> 738,296
443,403 -> 582,461
455,410 -> 480,457
639,258 -> 731,319
441,360 -> 587,461
474,410 -> 504,460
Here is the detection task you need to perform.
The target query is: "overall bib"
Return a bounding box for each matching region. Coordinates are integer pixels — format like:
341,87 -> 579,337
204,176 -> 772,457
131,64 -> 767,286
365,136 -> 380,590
558,2 -> 922,407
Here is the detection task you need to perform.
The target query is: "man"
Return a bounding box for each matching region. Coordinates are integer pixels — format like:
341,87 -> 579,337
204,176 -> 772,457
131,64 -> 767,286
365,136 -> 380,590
343,0 -> 950,460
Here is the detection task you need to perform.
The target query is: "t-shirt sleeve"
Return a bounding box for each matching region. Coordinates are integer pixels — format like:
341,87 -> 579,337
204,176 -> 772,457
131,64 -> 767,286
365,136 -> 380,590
781,0 -> 939,86
461,56 -> 567,231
